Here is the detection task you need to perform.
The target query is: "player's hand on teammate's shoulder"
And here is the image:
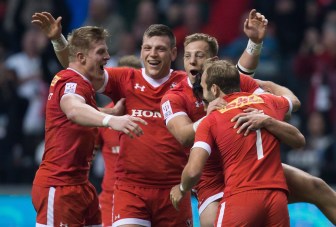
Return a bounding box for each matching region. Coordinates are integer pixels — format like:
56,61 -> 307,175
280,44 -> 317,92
206,97 -> 227,115
231,108 -> 269,136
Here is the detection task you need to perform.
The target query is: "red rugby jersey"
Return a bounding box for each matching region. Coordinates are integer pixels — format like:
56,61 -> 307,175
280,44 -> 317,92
34,68 -> 98,186
193,92 -> 290,197
161,75 -> 260,194
100,67 -> 187,187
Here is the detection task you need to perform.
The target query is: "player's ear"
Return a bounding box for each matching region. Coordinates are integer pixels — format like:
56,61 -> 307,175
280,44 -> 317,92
77,52 -> 85,64
171,46 -> 177,61
211,84 -> 220,97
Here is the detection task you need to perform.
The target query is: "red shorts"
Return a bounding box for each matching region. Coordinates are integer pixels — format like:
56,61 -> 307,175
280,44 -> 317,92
32,182 -> 101,227
112,184 -> 192,227
216,189 -> 289,227
196,172 -> 224,214
99,190 -> 114,227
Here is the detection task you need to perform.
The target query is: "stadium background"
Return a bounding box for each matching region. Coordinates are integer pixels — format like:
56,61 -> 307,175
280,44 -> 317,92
0,0 -> 336,226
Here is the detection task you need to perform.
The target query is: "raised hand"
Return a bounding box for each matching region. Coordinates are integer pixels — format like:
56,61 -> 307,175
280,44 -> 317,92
31,12 -> 62,40
108,115 -> 147,138
244,9 -> 268,44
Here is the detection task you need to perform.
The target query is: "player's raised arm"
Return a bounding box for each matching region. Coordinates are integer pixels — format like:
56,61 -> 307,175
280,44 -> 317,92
237,9 -> 268,77
32,12 -> 69,68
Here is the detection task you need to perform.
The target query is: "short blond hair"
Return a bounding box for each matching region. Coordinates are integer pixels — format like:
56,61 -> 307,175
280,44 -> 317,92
67,26 -> 109,61
203,59 -> 240,94
184,33 -> 218,57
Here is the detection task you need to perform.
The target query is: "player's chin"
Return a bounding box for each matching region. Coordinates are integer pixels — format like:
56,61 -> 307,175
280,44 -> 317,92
95,65 -> 105,77
188,74 -> 196,84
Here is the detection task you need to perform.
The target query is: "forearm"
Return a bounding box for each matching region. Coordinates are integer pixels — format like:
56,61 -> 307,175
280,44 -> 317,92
63,101 -> 110,127
99,107 -> 120,116
257,80 -> 301,111
263,117 -> 305,149
169,124 -> 195,147
167,115 -> 200,147
180,164 -> 201,192
236,39 -> 263,77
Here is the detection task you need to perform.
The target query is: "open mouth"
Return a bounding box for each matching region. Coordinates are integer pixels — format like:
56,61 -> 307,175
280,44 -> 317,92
190,70 -> 201,76
148,60 -> 160,67
190,70 -> 204,78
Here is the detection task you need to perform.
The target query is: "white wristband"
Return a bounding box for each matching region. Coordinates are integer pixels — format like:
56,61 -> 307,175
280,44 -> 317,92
51,34 -> 68,51
193,116 -> 205,132
102,115 -> 112,127
179,183 -> 185,193
246,39 -> 262,56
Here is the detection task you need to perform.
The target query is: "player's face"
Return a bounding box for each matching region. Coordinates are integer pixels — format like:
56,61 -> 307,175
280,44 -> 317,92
141,35 -> 177,79
201,72 -> 216,103
84,40 -> 110,79
184,40 -> 210,84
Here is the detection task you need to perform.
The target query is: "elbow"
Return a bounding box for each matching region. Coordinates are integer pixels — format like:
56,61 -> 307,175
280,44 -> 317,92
65,108 -> 79,122
185,165 -> 202,183
292,133 -> 306,149
291,98 -> 301,112
178,137 -> 193,147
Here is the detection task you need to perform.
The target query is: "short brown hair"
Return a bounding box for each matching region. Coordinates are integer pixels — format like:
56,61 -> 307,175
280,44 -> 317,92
184,33 -> 218,57
67,26 -> 109,61
143,24 -> 176,48
203,59 -> 240,94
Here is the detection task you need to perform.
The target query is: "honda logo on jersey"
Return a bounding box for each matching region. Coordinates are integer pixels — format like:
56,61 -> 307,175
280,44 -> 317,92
134,83 -> 145,92
131,109 -> 162,118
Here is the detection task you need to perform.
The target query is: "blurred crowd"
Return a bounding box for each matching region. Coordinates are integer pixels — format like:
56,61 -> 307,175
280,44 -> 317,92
0,0 -> 335,187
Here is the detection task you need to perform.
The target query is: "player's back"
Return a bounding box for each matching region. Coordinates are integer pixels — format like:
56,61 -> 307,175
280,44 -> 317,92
209,92 -> 289,197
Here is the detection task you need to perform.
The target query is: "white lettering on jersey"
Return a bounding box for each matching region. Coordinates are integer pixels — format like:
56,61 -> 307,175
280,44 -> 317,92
134,83 -> 145,92
131,109 -> 162,118
161,100 -> 173,120
64,83 -> 77,94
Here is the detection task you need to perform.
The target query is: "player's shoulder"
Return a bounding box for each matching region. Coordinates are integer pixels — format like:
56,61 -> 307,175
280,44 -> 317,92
164,78 -> 189,98
51,69 -> 82,85
170,70 -> 187,81
105,66 -> 140,77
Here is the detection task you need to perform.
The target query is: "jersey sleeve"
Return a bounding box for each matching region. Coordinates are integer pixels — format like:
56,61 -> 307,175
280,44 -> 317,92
239,74 -> 260,94
58,77 -> 91,103
264,94 -> 291,120
192,116 -> 215,155
160,92 -> 188,124
100,67 -> 129,102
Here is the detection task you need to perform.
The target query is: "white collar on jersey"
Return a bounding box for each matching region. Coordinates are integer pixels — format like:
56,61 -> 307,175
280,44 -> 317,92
67,67 -> 91,84
187,77 -> 193,88
141,68 -> 173,88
